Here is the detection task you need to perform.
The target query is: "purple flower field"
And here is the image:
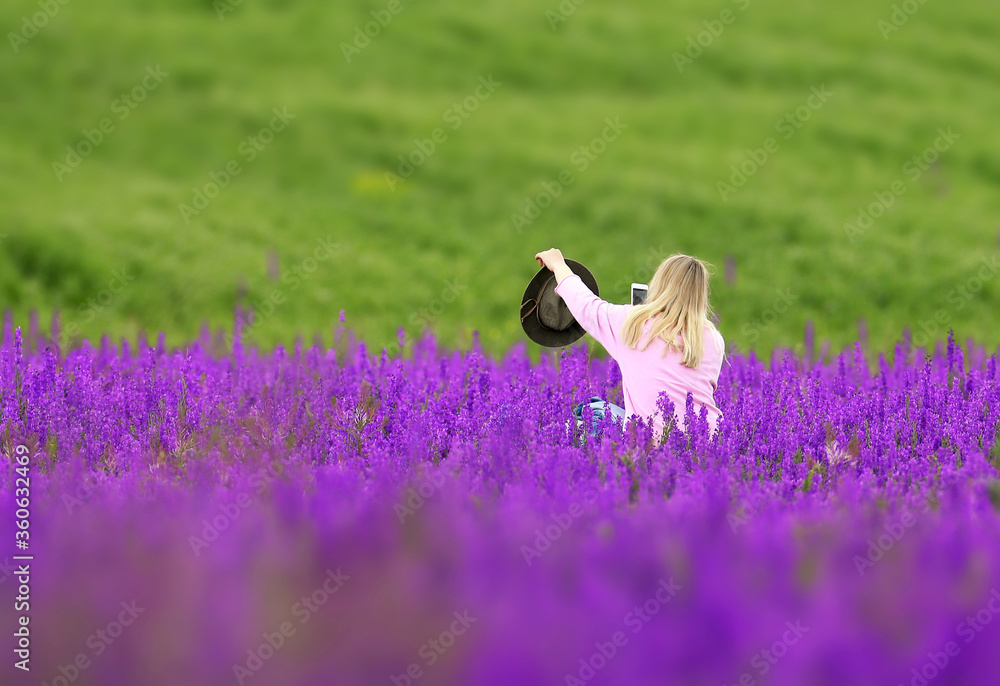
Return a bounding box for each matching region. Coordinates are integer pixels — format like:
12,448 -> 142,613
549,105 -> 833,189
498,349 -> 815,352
3,318 -> 1000,686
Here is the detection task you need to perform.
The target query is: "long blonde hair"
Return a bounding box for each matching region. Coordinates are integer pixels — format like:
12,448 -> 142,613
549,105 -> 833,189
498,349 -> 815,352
620,254 -> 714,368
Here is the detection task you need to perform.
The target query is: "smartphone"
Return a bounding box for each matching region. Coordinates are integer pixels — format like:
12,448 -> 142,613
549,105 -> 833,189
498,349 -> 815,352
631,283 -> 648,306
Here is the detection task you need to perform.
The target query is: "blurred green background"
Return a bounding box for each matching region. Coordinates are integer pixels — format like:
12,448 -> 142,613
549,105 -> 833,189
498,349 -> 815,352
1,0 -> 998,359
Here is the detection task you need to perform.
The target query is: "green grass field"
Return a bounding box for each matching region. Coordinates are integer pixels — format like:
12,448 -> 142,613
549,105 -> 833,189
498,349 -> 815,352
2,0 -> 998,359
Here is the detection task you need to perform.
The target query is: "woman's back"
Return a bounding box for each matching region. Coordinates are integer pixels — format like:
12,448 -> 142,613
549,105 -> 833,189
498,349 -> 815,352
616,317 -> 724,435
553,271 -> 725,437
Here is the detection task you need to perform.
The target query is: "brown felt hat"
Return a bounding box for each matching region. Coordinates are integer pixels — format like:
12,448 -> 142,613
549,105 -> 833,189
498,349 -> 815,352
519,259 -> 599,347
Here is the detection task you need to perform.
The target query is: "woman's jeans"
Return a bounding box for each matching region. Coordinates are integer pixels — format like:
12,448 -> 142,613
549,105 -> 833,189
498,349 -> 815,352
571,396 -> 626,438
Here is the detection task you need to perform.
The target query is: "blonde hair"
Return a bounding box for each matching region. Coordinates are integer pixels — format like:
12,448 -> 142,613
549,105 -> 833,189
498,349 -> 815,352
620,254 -> 714,368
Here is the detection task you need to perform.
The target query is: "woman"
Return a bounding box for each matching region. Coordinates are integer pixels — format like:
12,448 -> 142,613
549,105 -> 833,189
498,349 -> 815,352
534,248 -> 725,440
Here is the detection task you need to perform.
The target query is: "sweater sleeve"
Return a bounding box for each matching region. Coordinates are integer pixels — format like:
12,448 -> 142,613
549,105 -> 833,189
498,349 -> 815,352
553,273 -> 628,355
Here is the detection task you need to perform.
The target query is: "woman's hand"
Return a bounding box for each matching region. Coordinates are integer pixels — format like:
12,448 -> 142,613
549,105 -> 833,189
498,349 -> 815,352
534,248 -> 574,285
534,248 -> 566,272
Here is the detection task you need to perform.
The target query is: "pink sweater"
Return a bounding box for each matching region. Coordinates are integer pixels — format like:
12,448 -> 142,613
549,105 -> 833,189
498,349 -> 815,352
554,273 -> 725,436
